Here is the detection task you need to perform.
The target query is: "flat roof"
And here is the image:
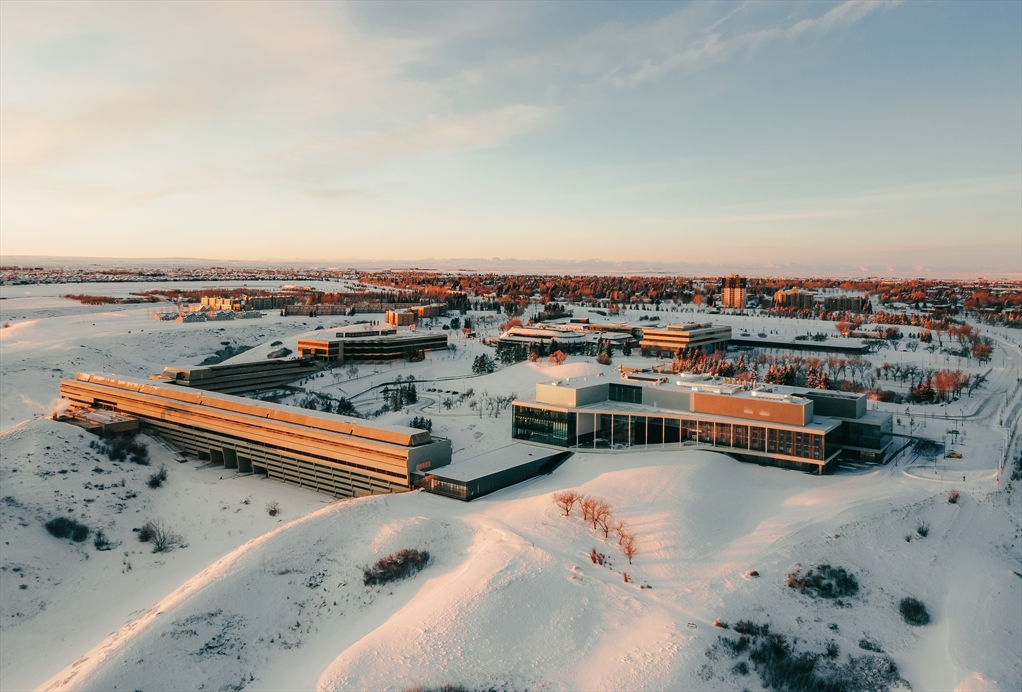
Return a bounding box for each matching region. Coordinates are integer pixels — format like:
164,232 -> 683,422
298,330 -> 444,345
71,373 -> 432,446
517,397 -> 841,434
426,444 -> 563,483
642,322 -> 730,333
541,373 -> 815,405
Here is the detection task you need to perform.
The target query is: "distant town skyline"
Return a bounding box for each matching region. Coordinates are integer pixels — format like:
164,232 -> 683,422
1,1 -> 1019,276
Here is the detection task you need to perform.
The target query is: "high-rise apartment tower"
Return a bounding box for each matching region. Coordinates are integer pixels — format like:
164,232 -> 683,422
720,274 -> 747,310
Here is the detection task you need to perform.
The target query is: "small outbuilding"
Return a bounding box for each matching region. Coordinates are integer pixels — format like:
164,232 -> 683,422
416,444 -> 571,501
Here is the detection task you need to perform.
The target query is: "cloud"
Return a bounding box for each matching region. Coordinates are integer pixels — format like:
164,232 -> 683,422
1,79 -> 222,174
547,1 -> 901,89
787,1 -> 900,38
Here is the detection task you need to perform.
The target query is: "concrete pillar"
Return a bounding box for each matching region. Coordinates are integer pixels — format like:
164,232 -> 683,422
237,454 -> 252,473
223,447 -> 238,470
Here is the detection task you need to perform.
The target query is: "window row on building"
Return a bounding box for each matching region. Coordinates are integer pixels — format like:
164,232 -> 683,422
512,405 -> 839,465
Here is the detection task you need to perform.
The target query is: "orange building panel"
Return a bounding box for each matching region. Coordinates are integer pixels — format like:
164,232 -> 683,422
691,392 -> 811,426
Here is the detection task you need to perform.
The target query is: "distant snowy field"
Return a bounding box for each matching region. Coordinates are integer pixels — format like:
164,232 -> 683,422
1,283 -> 1020,692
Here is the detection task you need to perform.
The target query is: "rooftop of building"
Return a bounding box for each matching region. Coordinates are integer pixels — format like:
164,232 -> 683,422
500,326 -> 587,340
68,372 -> 436,447
297,324 -> 444,342
540,370 -> 819,405
423,444 -> 564,483
643,322 -> 728,333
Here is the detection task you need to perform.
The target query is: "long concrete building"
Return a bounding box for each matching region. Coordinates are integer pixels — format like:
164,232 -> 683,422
155,359 -> 319,394
60,373 -> 452,498
297,324 -> 448,363
511,371 -> 892,473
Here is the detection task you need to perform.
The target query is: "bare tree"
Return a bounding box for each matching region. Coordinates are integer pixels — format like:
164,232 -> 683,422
591,500 -> 612,533
620,533 -> 638,564
553,490 -> 579,517
579,495 -> 597,522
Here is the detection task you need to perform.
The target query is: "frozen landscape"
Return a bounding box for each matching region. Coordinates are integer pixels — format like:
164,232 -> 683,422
4,1 -> 1020,689
1,281 -> 1019,692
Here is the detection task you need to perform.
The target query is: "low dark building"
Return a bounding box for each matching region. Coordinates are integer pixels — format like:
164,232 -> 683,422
416,445 -> 572,501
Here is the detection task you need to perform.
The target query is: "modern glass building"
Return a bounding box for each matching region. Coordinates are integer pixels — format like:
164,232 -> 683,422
511,373 -> 893,474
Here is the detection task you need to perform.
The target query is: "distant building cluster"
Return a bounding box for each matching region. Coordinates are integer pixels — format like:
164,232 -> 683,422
201,294 -> 295,311
153,309 -> 264,322
385,304 -> 445,326
769,287 -> 867,313
773,287 -> 817,310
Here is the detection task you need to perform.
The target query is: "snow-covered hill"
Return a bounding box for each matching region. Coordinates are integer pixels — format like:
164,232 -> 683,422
7,430 -> 1016,691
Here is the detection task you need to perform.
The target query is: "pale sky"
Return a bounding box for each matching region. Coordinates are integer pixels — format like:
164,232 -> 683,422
1,1 -> 1020,276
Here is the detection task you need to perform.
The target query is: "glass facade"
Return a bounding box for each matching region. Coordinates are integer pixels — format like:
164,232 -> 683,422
511,407 -> 577,447
841,419 -> 893,451
609,384 -> 642,404
512,404 -> 832,465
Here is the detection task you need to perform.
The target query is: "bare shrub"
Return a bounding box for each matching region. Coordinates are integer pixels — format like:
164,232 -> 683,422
137,519 -> 181,553
858,638 -> 883,652
93,530 -> 112,551
266,501 -> 280,517
916,522 -> 930,537
709,620 -> 907,691
147,466 -> 168,489
589,548 -> 606,566
363,549 -> 430,586
899,597 -> 930,626
151,523 -> 181,553
948,489 -> 960,504
93,433 -> 150,465
45,517 -> 90,542
137,519 -> 157,543
713,618 -> 729,629
785,564 -> 858,599
553,490 -> 579,517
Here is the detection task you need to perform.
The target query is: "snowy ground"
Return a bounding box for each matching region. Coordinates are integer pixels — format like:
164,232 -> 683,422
2,283 -> 1020,692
